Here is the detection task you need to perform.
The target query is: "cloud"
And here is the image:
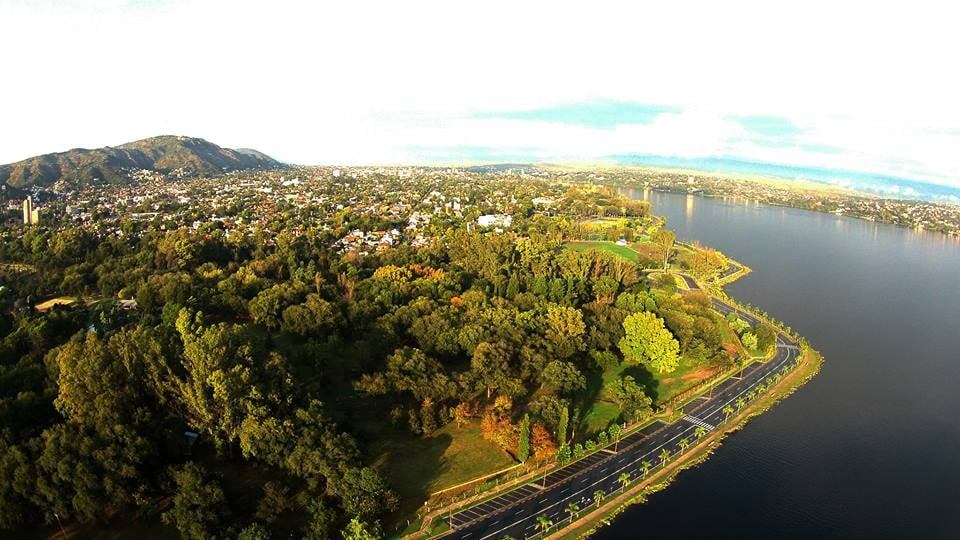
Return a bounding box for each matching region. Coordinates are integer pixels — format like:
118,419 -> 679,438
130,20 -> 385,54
0,0 -> 959,190
475,101 -> 681,129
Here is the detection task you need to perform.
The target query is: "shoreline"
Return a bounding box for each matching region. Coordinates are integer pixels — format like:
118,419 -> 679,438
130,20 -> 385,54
549,341 -> 823,540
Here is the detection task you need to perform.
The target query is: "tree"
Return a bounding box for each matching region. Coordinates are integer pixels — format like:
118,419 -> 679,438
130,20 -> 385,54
518,414 -> 531,462
736,397 -> 746,411
659,448 -> 671,466
238,523 -> 272,540
557,406 -> 569,447
531,423 -> 557,460
544,304 -> 586,358
535,515 -> 553,534
754,323 -> 777,352
27,423 -> 152,524
281,294 -> 338,337
618,472 -> 631,491
593,489 -> 605,507
741,332 -> 758,351
723,405 -> 734,420
162,463 -> 230,540
302,498 -> 337,539
679,437 -> 690,453
604,375 -> 653,421
608,424 -> 622,450
341,517 -> 382,540
336,467 -> 398,519
53,331 -> 144,427
652,229 -> 675,270
695,426 -> 707,440
541,360 -> 586,395
565,502 -> 580,520
469,341 -> 521,399
618,312 -> 680,374
641,460 -> 652,477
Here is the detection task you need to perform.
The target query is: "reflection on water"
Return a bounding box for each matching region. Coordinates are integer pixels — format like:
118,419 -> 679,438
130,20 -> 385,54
598,190 -> 960,540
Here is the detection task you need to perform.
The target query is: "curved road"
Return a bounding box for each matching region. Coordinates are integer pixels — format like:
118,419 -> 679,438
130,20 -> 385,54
444,278 -> 799,540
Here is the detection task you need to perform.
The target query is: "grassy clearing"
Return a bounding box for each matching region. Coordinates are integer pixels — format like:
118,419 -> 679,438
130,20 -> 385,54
364,420 -> 516,504
651,358 -> 721,405
564,241 -> 639,262
34,296 -> 79,311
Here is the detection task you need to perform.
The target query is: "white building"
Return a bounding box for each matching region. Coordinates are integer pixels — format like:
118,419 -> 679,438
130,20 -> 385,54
477,214 -> 513,228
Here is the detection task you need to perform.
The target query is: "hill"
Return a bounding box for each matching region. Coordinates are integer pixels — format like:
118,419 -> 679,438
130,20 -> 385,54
0,135 -> 282,188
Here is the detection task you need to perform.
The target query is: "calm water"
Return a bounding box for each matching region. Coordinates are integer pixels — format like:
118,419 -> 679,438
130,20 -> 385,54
598,189 -> 960,539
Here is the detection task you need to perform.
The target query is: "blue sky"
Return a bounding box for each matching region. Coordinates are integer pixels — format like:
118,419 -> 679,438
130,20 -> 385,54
1,1 -> 959,198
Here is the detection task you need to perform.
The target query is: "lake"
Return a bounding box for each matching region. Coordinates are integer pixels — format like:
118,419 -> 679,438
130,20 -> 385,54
596,189 -> 960,538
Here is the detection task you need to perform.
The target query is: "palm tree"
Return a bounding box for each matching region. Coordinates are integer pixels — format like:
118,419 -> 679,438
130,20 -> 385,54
695,426 -> 707,440
679,437 -> 690,453
723,405 -> 734,421
536,515 -> 553,535
593,489 -> 606,507
748,390 -> 756,402
736,397 -> 745,411
659,447 -> 671,466
641,460 -> 652,477
502,536 -> 516,540
766,376 -> 774,386
565,502 -> 580,520
618,472 -> 631,491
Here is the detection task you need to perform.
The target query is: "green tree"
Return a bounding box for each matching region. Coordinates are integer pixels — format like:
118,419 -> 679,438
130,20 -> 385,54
469,341 -> 521,399
618,312 -> 680,374
659,448 -> 671,466
604,375 -> 654,421
641,460 -> 652,477
518,413 -> 531,463
341,517 -> 382,540
723,405 -> 734,421
535,515 -> 553,535
741,332 -> 758,351
162,463 -> 230,540
237,523 -> 271,540
53,332 -> 145,427
695,426 -> 707,440
541,360 -> 586,395
618,472 -> 631,491
593,489 -> 605,507
679,437 -> 690,453
557,406 -> 569,446
565,502 -> 580,520
336,467 -> 398,519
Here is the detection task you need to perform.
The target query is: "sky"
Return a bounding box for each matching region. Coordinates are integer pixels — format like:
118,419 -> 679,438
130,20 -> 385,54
2,0 -> 960,192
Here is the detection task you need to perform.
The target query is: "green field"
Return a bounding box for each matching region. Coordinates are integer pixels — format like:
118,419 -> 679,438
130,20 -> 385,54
564,241 -> 639,262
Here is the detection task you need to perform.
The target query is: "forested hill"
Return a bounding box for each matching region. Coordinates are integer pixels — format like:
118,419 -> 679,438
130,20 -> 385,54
0,135 -> 281,188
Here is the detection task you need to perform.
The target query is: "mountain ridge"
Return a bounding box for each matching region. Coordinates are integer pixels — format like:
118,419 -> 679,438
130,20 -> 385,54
0,135 -> 282,188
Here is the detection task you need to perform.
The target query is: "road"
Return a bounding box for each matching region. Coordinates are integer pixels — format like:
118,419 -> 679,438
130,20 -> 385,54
444,278 -> 799,540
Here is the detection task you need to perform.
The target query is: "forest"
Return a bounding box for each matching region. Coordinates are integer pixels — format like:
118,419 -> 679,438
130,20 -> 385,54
0,180 -> 770,539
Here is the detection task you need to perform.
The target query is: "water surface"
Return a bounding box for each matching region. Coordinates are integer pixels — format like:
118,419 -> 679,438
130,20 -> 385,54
596,189 -> 960,539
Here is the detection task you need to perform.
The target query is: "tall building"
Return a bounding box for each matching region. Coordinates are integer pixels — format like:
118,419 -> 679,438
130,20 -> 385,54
22,196 -> 39,225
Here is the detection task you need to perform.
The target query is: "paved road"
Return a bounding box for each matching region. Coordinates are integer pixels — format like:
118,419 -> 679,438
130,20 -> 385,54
444,292 -> 799,540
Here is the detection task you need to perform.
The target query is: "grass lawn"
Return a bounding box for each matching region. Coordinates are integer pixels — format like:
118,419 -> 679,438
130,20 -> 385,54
564,241 -> 638,262
652,357 -> 721,404
364,419 -> 516,503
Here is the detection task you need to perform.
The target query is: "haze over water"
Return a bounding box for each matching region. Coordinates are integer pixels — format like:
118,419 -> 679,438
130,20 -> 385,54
598,189 -> 960,539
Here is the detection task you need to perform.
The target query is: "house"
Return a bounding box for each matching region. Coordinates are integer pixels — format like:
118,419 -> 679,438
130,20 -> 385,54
477,214 -> 512,228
